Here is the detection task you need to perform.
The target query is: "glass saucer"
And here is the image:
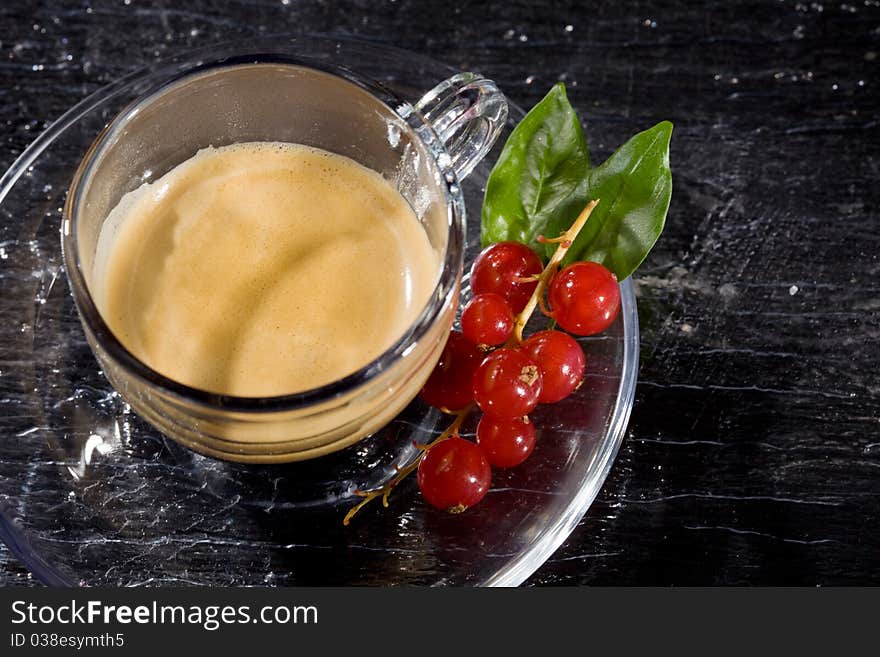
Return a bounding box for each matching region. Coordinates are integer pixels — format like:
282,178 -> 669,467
0,36 -> 638,586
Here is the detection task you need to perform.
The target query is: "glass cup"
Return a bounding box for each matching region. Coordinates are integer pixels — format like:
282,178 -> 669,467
61,48 -> 507,463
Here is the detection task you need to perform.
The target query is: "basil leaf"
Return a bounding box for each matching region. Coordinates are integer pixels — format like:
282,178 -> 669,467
548,121 -> 673,280
481,83 -> 590,251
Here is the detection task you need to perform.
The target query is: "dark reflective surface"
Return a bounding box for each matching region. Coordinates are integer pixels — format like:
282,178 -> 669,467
2,0 -> 879,586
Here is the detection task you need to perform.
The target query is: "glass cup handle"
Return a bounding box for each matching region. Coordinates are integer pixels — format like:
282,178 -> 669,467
413,72 -> 508,181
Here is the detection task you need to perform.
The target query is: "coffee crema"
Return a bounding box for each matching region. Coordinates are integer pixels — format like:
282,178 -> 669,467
93,142 -> 439,397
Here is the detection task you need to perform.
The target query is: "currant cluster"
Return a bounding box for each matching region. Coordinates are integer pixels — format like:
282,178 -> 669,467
416,240 -> 621,513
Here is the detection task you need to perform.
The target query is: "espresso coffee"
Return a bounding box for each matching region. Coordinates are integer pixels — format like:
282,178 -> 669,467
92,142 -> 439,397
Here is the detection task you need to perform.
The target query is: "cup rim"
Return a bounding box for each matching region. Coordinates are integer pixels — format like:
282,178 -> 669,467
62,50 -> 465,413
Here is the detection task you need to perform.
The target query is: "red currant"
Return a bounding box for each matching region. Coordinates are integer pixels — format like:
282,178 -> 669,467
461,293 -> 515,346
470,241 -> 543,313
417,436 -> 491,512
475,415 -> 536,467
420,331 -> 481,411
520,330 -> 586,403
547,261 -> 621,335
472,348 -> 543,419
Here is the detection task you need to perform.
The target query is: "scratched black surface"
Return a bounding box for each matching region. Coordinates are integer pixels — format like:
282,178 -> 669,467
0,0 -> 878,586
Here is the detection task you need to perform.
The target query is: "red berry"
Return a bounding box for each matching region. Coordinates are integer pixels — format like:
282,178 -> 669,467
476,415 -> 536,467
420,331 -> 481,411
547,262 -> 621,335
461,293 -> 515,346
417,437 -> 491,512
520,330 -> 586,403
472,348 -> 543,419
470,241 -> 543,313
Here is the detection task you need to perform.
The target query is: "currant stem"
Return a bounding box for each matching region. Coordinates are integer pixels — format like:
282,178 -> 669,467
342,405 -> 473,525
510,199 -> 599,344
342,199 -> 599,526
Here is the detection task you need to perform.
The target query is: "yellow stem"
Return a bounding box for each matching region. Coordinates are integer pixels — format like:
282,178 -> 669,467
511,199 -> 599,343
343,405 -> 472,525
342,200 -> 599,526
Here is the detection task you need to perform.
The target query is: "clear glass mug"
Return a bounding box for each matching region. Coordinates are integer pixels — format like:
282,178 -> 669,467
61,47 -> 507,463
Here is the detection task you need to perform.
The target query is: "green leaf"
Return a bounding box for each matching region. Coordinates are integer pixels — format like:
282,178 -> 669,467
554,121 -> 673,280
481,83 -> 590,252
